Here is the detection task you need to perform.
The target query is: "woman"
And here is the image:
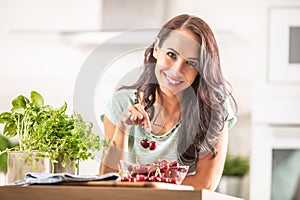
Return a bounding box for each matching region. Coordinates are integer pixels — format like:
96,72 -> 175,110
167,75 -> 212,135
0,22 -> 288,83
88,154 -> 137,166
99,14 -> 237,190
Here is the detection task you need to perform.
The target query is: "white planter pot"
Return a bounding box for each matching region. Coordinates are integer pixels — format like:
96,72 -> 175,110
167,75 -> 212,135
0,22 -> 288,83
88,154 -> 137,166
7,151 -> 78,184
216,176 -> 243,197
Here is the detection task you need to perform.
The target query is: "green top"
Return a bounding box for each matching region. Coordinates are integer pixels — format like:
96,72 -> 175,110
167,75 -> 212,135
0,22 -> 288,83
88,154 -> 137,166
104,89 -> 237,175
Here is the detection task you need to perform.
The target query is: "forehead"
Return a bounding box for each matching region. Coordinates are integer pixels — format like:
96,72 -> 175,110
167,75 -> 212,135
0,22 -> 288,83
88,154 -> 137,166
160,29 -> 200,59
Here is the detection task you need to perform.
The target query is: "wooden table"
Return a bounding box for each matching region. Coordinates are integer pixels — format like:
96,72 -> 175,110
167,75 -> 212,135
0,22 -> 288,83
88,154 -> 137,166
0,182 -> 243,200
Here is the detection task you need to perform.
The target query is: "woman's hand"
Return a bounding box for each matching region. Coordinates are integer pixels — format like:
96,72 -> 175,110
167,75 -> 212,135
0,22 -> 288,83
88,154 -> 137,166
117,104 -> 152,133
99,104 -> 151,175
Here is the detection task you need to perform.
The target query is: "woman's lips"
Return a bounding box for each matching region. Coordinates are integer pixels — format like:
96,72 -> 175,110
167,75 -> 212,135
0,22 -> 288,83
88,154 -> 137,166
163,72 -> 184,86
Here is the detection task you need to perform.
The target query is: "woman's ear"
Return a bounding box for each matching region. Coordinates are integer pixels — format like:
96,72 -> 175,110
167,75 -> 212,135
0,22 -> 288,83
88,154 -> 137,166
153,38 -> 160,59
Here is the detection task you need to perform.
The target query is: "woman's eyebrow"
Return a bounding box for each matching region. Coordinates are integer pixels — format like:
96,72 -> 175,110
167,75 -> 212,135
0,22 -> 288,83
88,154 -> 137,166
167,48 -> 180,55
167,48 -> 199,61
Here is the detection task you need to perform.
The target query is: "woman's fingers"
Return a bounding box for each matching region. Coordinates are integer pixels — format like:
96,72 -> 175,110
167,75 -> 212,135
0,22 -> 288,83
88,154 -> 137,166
126,104 -> 152,131
128,105 -> 143,121
133,104 -> 152,131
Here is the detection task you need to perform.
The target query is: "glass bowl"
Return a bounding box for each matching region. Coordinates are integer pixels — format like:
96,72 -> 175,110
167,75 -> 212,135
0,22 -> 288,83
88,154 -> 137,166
119,160 -> 189,184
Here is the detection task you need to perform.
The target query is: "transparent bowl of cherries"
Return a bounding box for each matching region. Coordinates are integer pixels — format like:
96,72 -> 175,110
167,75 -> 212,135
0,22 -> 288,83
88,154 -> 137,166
119,160 -> 189,185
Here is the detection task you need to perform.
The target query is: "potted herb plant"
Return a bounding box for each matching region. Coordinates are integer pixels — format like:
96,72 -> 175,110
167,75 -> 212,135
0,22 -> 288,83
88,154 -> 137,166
0,91 -> 108,183
217,154 -> 250,197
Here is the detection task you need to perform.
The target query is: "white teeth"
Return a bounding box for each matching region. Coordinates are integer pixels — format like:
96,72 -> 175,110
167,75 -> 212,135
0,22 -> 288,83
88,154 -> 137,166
165,75 -> 181,85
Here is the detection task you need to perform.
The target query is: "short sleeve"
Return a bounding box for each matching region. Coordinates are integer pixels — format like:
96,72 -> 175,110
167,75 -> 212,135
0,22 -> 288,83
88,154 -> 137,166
104,89 -> 136,125
223,97 -> 237,129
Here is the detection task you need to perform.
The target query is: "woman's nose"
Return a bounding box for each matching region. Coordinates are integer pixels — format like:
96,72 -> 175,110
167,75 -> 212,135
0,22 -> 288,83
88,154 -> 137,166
172,57 -> 186,74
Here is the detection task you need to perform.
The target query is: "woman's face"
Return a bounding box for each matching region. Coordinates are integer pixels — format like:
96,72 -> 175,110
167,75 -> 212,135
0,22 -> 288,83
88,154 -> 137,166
153,28 -> 200,97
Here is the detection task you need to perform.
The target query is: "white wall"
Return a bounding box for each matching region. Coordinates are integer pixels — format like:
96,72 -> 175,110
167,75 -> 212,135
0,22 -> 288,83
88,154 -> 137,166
0,0 -> 101,112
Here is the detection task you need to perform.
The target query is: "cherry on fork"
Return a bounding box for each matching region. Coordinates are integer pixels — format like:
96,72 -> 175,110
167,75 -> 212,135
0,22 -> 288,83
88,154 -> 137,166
149,141 -> 157,151
140,139 -> 157,150
140,139 -> 150,148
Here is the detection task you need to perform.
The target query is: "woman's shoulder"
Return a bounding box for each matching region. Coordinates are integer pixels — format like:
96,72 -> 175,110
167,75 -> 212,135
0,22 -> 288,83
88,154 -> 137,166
111,88 -> 138,105
113,88 -> 137,99
104,88 -> 137,125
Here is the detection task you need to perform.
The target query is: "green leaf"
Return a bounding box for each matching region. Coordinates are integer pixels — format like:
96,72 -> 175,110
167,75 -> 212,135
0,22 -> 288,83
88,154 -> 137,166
57,102 -> 67,114
11,106 -> 25,114
12,95 -> 27,109
0,135 -> 10,151
0,112 -> 12,124
3,121 -> 17,137
0,151 -> 7,173
31,91 -> 44,108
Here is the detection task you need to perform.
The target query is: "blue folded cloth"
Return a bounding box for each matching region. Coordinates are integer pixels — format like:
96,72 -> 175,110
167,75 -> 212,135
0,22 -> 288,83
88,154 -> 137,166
15,172 -> 120,185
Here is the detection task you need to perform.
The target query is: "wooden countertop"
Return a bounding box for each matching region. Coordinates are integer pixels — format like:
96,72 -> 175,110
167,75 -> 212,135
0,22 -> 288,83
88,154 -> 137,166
0,182 -> 243,200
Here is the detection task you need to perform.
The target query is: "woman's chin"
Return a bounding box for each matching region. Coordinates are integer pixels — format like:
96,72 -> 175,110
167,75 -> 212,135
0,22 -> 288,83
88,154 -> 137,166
159,85 -> 184,97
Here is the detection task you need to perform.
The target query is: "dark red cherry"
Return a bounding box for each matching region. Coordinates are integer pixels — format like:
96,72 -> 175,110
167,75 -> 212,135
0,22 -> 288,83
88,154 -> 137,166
140,139 -> 150,148
168,178 -> 178,184
161,176 -> 167,183
148,176 -> 161,182
178,166 -> 188,173
135,174 -> 146,182
149,141 -> 157,150
160,160 -> 169,172
169,161 -> 179,170
121,177 -> 130,182
129,177 -> 136,182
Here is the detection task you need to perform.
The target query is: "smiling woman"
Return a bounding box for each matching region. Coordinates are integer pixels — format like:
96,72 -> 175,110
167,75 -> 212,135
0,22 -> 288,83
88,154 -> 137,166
99,14 -> 237,190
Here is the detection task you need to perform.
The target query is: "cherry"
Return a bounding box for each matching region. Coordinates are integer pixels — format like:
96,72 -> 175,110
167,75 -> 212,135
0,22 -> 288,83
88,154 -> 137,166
121,177 -> 130,182
169,161 -> 179,170
140,139 -> 150,148
136,164 -> 148,174
146,163 -> 156,175
179,166 -> 188,173
148,176 -> 160,182
136,174 -> 147,182
160,160 -> 170,172
168,178 -> 178,184
127,164 -> 134,172
149,141 -> 157,150
170,169 -> 180,178
129,177 -> 136,182
150,176 -> 161,182
161,176 -> 167,183
140,139 -> 157,150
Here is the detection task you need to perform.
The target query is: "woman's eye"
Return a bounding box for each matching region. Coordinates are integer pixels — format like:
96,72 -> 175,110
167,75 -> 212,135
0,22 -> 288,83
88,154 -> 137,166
166,51 -> 176,59
186,60 -> 198,68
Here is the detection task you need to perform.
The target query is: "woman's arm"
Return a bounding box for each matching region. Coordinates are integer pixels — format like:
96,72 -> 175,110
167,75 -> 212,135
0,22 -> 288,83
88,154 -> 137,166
99,115 -> 128,175
181,121 -> 229,190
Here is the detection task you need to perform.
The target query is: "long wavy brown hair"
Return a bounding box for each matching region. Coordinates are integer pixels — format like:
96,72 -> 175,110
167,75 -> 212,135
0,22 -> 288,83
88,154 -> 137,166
120,14 -> 236,170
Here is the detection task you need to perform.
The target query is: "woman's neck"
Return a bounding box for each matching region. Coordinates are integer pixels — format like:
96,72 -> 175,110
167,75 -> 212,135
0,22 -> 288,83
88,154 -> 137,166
156,89 -> 182,116
149,89 -> 182,135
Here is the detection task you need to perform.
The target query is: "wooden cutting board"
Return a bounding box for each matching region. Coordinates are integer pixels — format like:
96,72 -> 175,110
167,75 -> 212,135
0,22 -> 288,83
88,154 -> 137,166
59,181 -> 194,190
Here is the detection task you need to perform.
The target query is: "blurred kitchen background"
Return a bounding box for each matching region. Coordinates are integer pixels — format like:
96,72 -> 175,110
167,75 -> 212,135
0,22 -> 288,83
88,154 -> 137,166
0,0 -> 300,200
